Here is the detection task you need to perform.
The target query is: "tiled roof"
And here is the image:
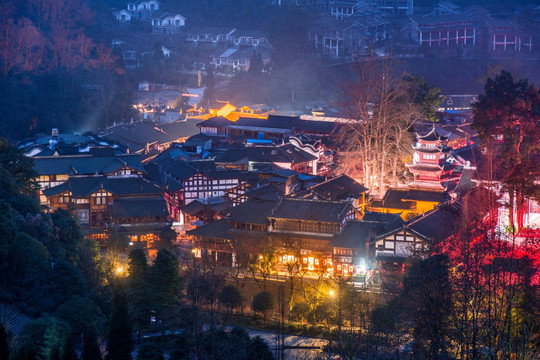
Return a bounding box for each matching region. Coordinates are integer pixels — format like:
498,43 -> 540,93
43,175 -> 163,197
110,196 -> 169,218
406,201 -> 463,242
333,220 -> 385,250
228,199 -> 277,225
187,219 -> 233,240
0,303 -> 33,337
33,153 -> 145,176
309,174 -> 368,201
246,144 -> 317,164
270,198 -> 352,223
370,189 -> 415,210
402,189 -> 449,203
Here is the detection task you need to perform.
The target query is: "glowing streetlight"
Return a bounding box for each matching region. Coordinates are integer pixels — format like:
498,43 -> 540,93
329,289 -> 335,296
116,266 -> 124,275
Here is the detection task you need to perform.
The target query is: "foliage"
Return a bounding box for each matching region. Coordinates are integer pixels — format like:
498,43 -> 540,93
337,61 -> 424,196
82,328 -> 102,360
16,316 -> 73,360
0,323 -> 8,360
55,295 -> 103,337
251,291 -> 276,323
195,327 -> 274,360
107,288 -> 133,360
136,342 -> 163,360
147,248 -> 182,323
290,302 -> 310,323
127,248 -> 151,335
402,254 -> 453,359
472,70 -> 540,230
219,284 -> 244,311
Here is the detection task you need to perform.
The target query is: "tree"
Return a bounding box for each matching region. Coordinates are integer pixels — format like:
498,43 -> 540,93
252,291 -> 276,323
402,254 -> 453,359
126,248 -> 151,340
0,323 -> 9,360
56,295 -> 103,338
81,328 -> 102,360
337,61 -> 423,196
472,70 -> 540,231
290,302 -> 310,323
16,316 -> 73,360
248,242 -> 277,290
135,343 -> 163,360
219,284 -> 243,322
107,289 -> 133,360
147,248 -> 182,332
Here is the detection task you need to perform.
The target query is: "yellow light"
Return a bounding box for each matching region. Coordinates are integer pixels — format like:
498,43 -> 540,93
329,290 -> 335,296
259,255 -> 263,260
191,248 -> 196,253
116,266 -> 123,274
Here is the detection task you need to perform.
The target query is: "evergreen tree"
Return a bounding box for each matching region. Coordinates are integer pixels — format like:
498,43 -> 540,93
0,323 -> 9,360
107,289 -> 133,360
147,248 -> 182,330
251,291 -> 276,323
82,328 -> 102,360
472,70 -> 540,231
127,248 -> 151,339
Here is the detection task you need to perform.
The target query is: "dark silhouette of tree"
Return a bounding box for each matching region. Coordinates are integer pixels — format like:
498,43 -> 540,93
252,291 -> 276,323
147,248 -> 182,333
0,323 -> 9,360
472,70 -> 540,231
126,248 -> 151,340
135,342 -> 163,360
56,295 -> 103,338
403,254 -> 453,359
107,289 -> 133,360
219,283 -> 243,322
82,328 -> 102,360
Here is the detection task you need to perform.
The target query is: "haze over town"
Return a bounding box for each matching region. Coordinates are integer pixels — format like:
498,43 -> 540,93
0,0 -> 539,359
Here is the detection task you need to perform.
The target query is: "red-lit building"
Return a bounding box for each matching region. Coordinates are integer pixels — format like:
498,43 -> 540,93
407,127 -> 454,189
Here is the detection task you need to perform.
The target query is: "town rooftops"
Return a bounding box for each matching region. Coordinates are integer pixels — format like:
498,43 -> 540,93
187,218 -> 233,240
369,188 -> 416,211
270,198 -> 352,223
417,126 -> 449,142
308,174 -> 368,201
405,201 -> 463,242
246,144 -> 317,164
110,196 -> 169,219
227,198 -> 277,225
32,153 -> 145,176
333,219 -> 400,250
402,189 -> 449,203
42,175 -> 163,197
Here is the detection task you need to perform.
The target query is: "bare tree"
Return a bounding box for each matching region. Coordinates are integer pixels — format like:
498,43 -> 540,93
337,60 -> 428,197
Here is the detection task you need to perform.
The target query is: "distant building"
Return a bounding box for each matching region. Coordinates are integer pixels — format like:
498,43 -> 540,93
185,28 -> 271,49
127,0 -> 160,19
151,12 -> 186,34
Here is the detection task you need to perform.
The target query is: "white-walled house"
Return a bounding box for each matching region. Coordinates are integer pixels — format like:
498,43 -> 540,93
127,0 -> 160,19
151,13 -> 186,34
113,9 -> 133,22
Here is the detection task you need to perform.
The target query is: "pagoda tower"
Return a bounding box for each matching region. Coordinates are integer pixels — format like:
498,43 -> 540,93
407,127 -> 454,189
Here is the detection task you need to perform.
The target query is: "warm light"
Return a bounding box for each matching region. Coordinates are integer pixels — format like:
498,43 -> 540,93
259,255 -> 263,260
116,266 -> 123,274
329,290 -> 335,296
192,248 -> 196,253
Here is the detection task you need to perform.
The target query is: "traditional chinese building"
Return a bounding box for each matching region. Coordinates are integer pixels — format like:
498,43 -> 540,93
407,127 -> 454,190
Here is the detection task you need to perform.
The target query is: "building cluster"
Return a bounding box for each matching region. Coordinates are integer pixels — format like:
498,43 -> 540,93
409,4 -> 536,55
21,97 -> 539,282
